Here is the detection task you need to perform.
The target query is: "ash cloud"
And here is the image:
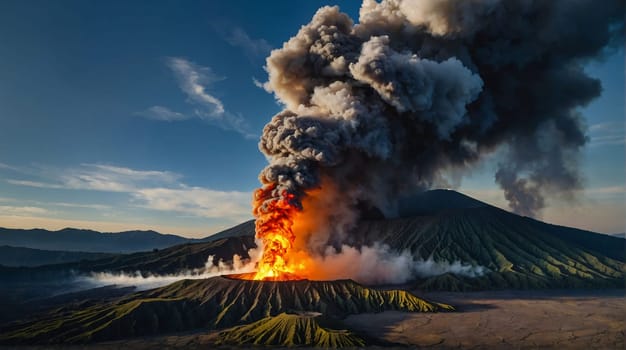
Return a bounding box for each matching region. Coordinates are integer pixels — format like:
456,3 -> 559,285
252,0 -> 623,283
257,0 -> 623,222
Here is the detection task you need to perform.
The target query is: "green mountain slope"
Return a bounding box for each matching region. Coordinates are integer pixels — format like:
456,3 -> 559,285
216,312 -> 366,347
0,276 -> 451,344
352,206 -> 623,290
0,227 -> 194,253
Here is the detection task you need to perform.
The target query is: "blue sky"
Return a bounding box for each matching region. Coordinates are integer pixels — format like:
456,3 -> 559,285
0,1 -> 623,238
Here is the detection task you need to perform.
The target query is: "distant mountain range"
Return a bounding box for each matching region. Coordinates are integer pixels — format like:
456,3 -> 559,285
0,246 -> 114,267
0,227 -> 197,253
0,190 -> 622,291
0,221 -> 256,266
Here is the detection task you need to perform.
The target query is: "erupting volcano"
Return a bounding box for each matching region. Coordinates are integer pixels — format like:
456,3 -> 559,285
241,0 -> 623,283
0,0 -> 624,348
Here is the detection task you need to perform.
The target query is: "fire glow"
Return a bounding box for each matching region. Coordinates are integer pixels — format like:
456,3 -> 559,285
245,179 -> 354,282
250,184 -> 307,281
229,0 -> 622,282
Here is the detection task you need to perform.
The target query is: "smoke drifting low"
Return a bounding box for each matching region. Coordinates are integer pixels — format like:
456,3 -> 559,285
80,244 -> 485,288
305,243 -> 487,285
80,249 -> 261,290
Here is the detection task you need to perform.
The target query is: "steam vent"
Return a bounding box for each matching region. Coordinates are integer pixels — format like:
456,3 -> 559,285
0,275 -> 452,345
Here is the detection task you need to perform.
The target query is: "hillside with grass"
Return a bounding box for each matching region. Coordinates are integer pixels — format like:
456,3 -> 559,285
352,199 -> 624,290
0,276 -> 451,344
216,312 -> 366,347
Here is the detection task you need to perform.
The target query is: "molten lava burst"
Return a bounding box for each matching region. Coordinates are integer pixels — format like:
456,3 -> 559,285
251,184 -> 308,281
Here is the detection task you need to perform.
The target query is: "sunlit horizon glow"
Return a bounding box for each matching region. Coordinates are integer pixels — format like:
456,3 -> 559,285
0,184 -> 623,238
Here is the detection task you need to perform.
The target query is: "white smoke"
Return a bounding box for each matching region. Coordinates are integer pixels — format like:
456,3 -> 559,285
413,257 -> 488,278
78,245 -> 262,291
75,241 -> 484,289
309,242 -> 487,285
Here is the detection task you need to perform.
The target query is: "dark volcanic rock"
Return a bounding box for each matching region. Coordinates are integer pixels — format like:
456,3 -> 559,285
216,312 -> 367,347
0,276 -> 452,344
352,206 -> 624,291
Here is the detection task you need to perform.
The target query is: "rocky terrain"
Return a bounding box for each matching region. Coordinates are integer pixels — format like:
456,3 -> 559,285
345,289 -> 625,349
0,190 -> 623,347
216,312 -> 367,347
24,289 -> 622,349
0,276 -> 451,344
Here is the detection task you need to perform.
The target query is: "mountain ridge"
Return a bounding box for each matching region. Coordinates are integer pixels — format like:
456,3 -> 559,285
0,246 -> 114,267
0,222 -> 256,254
0,276 -> 452,344
0,227 -> 195,253
0,190 -> 622,292
351,205 -> 624,290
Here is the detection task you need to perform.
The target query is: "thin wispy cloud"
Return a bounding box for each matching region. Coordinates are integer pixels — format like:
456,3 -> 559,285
167,57 -> 226,116
0,162 -> 20,171
44,201 -> 111,210
220,26 -> 272,60
252,77 -> 268,90
60,164 -> 180,192
6,179 -> 65,189
133,187 -> 251,221
0,205 -> 50,216
589,122 -> 623,131
135,106 -> 188,121
7,164 -> 179,192
7,163 -> 252,222
589,121 -> 625,147
582,185 -> 626,201
137,57 -> 257,139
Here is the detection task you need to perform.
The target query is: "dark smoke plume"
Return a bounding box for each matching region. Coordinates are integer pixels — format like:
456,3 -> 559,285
256,0 -> 624,229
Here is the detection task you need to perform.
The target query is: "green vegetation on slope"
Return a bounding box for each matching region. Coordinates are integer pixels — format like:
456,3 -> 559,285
352,206 -> 624,291
216,313 -> 366,347
0,276 -> 452,344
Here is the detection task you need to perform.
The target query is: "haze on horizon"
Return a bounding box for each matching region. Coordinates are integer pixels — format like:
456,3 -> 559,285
0,0 -> 624,238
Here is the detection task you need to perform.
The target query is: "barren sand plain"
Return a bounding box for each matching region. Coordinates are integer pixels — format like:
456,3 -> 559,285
1,289 -> 623,350
345,289 -> 625,349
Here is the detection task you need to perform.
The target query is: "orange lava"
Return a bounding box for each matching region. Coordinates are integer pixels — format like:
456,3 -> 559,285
252,184 -> 308,281
229,271 -> 304,281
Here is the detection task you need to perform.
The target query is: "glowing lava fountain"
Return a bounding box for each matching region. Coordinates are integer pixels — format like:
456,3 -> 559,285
250,184 -> 307,281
